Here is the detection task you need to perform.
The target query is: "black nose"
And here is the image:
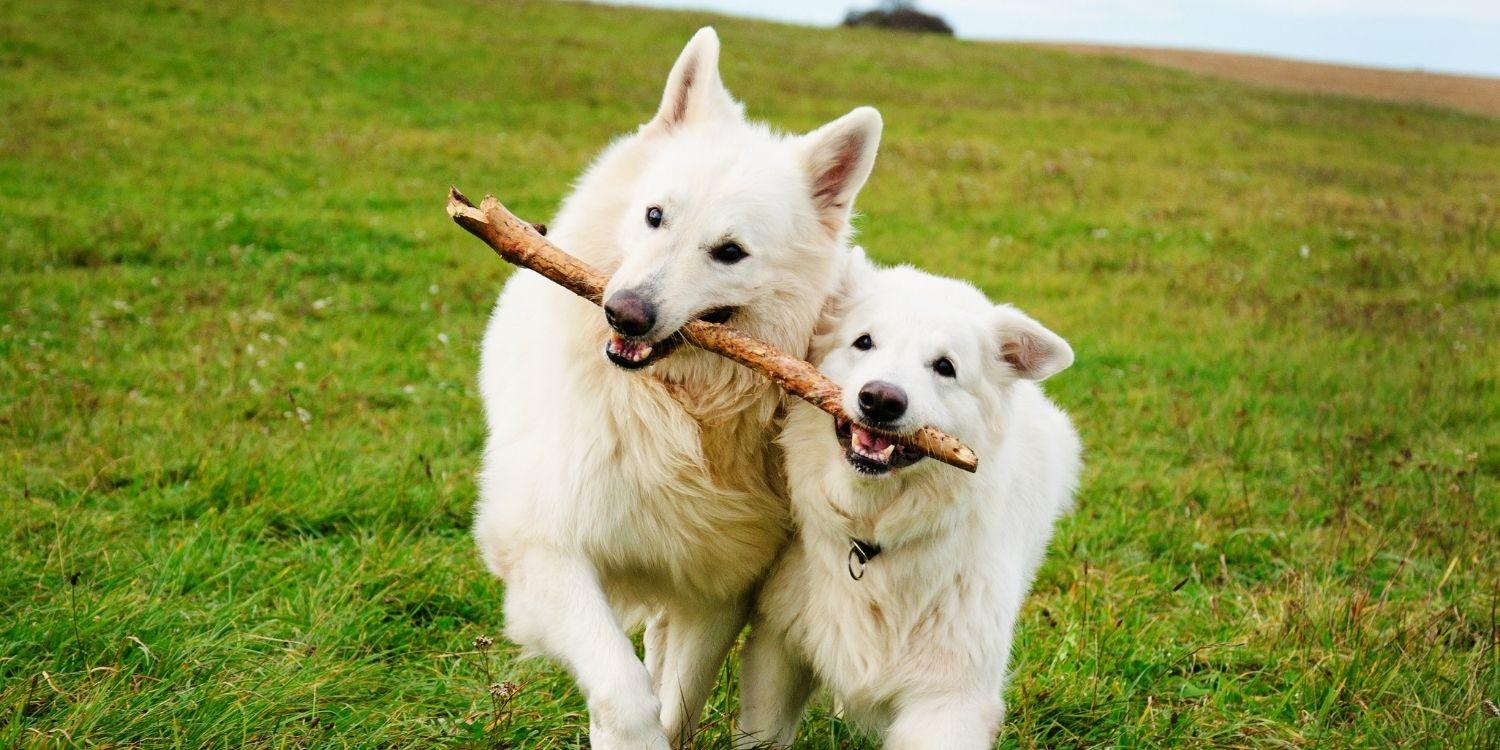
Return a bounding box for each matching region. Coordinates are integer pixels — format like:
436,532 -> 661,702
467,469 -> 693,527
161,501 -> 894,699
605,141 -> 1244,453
604,291 -> 656,337
857,380 -> 907,424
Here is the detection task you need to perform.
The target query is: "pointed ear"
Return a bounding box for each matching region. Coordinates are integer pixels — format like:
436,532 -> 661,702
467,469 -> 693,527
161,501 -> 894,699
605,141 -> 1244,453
648,27 -> 741,131
809,247 -> 879,359
814,246 -> 877,335
800,106 -> 882,235
992,305 -> 1073,381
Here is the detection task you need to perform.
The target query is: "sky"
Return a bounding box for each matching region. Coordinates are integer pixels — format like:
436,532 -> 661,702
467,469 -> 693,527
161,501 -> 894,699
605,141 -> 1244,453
600,0 -> 1500,77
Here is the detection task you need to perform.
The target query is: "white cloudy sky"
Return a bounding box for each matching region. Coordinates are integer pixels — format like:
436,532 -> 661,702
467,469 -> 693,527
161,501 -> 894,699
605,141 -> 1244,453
601,0 -> 1500,76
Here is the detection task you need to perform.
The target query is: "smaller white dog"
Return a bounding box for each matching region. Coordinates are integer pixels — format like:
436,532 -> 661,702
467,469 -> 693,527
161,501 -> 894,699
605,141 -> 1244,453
737,254 -> 1082,749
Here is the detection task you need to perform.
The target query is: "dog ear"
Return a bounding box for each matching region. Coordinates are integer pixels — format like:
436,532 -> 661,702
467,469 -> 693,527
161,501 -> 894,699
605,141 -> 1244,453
808,247 -> 878,359
800,106 -> 882,236
991,305 -> 1073,381
648,27 -> 741,131
814,247 -> 877,335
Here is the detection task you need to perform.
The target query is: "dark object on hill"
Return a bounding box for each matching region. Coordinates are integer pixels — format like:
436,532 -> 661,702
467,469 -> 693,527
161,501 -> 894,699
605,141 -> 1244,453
843,1 -> 954,36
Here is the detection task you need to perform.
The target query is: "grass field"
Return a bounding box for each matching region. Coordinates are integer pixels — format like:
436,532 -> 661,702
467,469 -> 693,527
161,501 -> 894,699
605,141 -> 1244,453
3,0 -> 1497,747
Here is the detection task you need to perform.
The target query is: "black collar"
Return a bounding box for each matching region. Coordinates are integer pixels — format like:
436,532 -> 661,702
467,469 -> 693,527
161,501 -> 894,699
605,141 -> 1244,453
847,538 -> 883,580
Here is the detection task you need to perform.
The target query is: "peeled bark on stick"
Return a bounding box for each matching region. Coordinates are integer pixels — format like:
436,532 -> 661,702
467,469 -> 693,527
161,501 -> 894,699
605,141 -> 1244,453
446,187 -> 979,473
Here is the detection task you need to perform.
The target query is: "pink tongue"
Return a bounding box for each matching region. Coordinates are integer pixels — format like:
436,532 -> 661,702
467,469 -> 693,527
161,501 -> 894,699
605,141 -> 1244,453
852,425 -> 892,453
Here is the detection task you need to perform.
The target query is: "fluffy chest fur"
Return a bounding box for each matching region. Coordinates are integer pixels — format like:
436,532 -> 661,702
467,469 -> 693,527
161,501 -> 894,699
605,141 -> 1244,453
476,279 -> 794,596
756,389 -> 1080,725
758,467 -> 1013,725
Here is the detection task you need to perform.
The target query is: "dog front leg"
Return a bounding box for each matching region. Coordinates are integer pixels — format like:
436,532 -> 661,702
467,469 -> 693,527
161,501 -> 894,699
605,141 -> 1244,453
654,595 -> 751,746
644,612 -> 670,697
884,695 -> 1003,750
502,545 -> 669,750
735,622 -> 814,749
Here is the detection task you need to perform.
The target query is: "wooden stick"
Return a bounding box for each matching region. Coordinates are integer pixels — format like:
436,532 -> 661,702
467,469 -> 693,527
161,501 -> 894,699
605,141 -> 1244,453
447,187 -> 979,473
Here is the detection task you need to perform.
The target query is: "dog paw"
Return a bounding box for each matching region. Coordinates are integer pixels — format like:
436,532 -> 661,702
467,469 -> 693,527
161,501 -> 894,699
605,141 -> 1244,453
588,723 -> 671,750
589,692 -> 670,750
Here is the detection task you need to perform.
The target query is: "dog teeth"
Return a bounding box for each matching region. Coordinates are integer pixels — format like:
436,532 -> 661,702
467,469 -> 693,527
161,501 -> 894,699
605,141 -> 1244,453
844,423 -> 903,466
609,336 -> 653,362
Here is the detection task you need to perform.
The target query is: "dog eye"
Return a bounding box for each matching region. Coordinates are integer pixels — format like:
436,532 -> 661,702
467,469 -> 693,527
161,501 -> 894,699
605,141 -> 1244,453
646,206 -> 663,228
932,357 -> 956,378
852,334 -> 873,351
710,242 -> 748,264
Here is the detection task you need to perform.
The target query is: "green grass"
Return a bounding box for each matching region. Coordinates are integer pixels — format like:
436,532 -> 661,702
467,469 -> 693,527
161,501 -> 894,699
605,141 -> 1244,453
2,0 -> 1497,747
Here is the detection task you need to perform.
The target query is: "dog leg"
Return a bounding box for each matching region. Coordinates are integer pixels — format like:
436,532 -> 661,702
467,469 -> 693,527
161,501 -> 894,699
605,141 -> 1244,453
644,612 -> 670,696
502,545 -> 669,750
735,623 -> 814,749
883,695 -> 1003,750
656,595 -> 751,746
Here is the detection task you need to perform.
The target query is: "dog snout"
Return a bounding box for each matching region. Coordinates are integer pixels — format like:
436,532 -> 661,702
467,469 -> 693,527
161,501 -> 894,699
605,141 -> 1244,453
604,290 -> 657,337
857,380 -> 907,424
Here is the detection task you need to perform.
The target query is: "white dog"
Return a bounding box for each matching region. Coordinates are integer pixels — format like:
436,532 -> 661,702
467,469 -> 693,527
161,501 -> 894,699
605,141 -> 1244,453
472,28 -> 883,748
737,256 -> 1081,749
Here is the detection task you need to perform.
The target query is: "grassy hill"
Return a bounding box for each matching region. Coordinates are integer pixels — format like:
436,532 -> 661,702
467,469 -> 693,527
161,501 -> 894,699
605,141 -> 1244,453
2,0 -> 1496,747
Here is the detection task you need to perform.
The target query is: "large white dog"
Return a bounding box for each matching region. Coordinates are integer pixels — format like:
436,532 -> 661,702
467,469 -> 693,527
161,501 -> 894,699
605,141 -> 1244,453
738,256 -> 1081,749
473,28 -> 882,748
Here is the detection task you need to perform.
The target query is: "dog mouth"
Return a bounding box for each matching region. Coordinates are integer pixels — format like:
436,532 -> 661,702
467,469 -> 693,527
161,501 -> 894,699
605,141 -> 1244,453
834,418 -> 926,476
698,306 -> 736,325
602,307 -> 738,370
604,332 -> 682,369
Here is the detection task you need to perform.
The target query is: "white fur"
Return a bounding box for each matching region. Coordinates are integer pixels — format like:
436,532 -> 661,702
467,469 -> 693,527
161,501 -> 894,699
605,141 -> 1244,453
472,28 -> 882,748
737,257 -> 1082,749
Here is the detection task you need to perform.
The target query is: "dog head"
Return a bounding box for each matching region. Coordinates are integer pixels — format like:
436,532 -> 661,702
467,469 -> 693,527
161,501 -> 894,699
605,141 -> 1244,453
596,28 -> 883,369
811,259 -> 1073,477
